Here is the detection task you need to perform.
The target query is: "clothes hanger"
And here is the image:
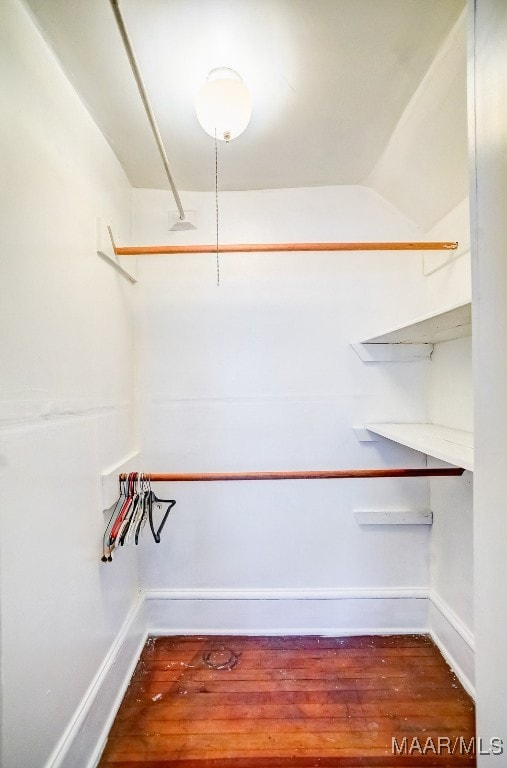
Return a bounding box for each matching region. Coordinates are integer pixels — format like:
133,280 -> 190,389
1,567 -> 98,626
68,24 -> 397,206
109,472 -> 135,546
101,473 -> 128,561
101,473 -> 177,561
148,485 -> 176,544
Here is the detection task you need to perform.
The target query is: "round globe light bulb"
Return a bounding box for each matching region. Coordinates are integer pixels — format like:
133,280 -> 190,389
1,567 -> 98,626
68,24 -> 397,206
195,68 -> 252,141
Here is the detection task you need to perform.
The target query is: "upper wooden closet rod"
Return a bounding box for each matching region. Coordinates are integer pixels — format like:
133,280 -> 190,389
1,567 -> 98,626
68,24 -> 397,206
120,468 -> 464,482
115,241 -> 458,256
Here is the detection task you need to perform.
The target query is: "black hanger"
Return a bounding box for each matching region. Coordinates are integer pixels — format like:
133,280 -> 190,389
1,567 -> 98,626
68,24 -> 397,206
148,491 -> 176,543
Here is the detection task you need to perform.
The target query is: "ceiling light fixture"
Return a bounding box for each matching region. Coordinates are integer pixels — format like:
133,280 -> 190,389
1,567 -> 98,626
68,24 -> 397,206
195,67 -> 252,142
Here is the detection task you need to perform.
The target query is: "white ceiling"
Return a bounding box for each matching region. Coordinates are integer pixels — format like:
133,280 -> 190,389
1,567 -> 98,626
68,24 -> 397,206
25,0 -> 465,196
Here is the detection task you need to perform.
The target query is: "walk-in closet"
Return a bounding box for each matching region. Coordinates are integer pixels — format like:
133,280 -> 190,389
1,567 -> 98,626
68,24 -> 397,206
2,0 -> 507,766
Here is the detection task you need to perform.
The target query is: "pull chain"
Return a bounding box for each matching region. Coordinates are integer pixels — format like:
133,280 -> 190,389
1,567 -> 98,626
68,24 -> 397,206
214,132 -> 220,287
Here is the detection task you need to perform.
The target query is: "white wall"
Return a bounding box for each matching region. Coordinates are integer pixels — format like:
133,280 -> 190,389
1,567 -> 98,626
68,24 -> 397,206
132,185 -> 434,632
130,3 -> 473,659
469,0 -> 507,758
421,198 -> 474,691
422,198 -> 471,311
368,0 -> 474,689
0,2 -> 139,766
366,1 -> 474,687
428,329 -> 474,687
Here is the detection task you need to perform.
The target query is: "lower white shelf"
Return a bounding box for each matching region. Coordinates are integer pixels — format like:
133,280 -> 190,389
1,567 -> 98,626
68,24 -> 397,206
365,422 -> 474,472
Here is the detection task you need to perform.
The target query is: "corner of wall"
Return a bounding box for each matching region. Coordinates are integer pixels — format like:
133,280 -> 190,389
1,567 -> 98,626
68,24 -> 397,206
429,591 -> 475,699
44,595 -> 147,768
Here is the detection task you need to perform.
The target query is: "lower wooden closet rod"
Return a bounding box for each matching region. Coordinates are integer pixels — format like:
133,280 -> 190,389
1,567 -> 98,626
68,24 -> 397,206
121,468 -> 464,482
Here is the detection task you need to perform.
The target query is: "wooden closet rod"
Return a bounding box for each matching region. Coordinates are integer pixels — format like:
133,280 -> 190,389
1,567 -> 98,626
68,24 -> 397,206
120,468 -> 464,482
114,241 -> 458,256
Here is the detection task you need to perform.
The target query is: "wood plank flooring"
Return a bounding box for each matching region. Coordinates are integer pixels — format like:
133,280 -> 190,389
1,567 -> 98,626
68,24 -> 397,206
99,635 -> 475,767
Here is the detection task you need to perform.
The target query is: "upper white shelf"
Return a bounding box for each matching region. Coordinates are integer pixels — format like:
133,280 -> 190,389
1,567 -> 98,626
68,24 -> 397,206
352,301 -> 471,362
363,301 -> 471,345
366,422 -> 474,472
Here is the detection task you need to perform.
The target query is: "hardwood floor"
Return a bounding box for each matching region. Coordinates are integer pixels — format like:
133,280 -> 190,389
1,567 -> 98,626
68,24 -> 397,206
98,635 -> 475,767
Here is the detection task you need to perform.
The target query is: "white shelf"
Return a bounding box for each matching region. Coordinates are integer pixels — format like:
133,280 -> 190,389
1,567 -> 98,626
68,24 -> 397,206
366,422 -> 474,472
352,301 -> 471,361
362,301 -> 471,345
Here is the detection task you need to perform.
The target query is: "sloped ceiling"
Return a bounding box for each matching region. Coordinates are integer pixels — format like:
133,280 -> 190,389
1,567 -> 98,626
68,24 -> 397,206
24,0 -> 466,225
367,11 -> 468,230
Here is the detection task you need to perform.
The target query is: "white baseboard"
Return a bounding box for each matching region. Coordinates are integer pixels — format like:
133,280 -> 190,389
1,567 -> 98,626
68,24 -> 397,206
143,587 -> 429,600
144,587 -> 429,636
45,587 -> 477,768
43,593 -> 147,768
429,590 -> 475,699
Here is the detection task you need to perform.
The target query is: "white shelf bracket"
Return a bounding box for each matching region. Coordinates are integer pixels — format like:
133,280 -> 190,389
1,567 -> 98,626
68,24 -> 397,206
351,342 -> 432,363
355,509 -> 433,525
352,426 -> 380,442
96,218 -> 138,284
101,449 -> 140,509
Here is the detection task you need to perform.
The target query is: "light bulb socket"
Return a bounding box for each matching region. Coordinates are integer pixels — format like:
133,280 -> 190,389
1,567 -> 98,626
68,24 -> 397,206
195,68 -> 252,141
